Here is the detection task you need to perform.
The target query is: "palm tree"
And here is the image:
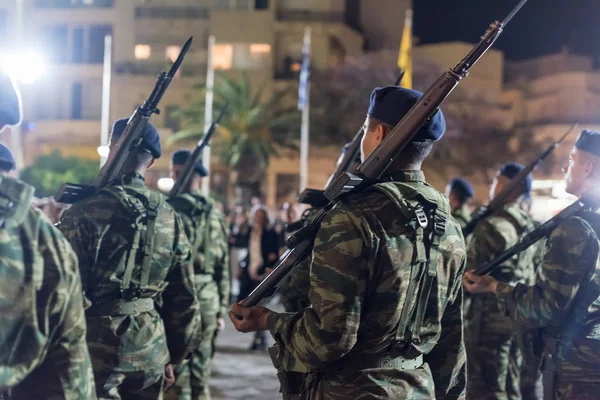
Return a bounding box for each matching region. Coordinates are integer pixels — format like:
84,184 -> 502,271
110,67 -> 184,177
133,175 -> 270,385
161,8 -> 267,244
168,73 -> 300,205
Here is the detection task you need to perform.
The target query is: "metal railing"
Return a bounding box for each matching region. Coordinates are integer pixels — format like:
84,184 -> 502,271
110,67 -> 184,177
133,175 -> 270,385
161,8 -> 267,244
277,10 -> 344,23
135,6 -> 208,19
34,0 -> 114,8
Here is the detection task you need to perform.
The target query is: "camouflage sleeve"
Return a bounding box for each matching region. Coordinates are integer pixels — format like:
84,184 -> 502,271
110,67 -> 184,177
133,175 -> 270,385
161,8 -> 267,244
266,205 -> 367,372
425,257 -> 467,400
162,213 -> 201,364
41,222 -> 97,399
212,210 -> 230,317
58,206 -> 95,296
496,216 -> 600,329
467,217 -> 514,281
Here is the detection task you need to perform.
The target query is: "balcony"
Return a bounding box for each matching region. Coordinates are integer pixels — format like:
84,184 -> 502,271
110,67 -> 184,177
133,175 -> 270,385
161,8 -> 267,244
135,6 -> 209,19
115,61 -> 207,77
277,10 -> 344,23
34,0 -> 114,8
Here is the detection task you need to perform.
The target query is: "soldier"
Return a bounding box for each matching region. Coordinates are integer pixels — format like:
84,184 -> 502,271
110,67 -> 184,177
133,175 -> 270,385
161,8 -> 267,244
464,129 -> 600,400
445,177 -> 474,230
465,162 -> 537,400
230,86 -> 467,398
165,150 -> 230,400
0,72 -> 96,399
59,118 -> 200,399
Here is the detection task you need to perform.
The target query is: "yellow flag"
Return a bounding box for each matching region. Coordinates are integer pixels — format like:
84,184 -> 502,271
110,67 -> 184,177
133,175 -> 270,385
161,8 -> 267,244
397,9 -> 413,89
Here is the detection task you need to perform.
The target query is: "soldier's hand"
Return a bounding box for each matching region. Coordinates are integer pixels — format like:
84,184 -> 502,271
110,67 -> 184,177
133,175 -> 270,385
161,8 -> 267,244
229,302 -> 271,333
164,364 -> 175,389
462,271 -> 499,294
217,317 -> 226,331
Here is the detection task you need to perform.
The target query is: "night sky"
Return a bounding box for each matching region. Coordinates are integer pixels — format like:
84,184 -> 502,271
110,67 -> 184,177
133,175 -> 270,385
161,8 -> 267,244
413,0 -> 599,61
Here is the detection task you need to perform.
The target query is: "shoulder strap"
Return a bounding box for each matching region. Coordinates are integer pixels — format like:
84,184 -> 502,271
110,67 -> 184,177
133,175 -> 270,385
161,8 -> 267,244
0,176 -> 34,228
372,182 -> 449,355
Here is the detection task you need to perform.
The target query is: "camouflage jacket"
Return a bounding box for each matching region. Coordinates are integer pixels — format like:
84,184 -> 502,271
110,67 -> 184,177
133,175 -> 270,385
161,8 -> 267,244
497,206 -> 600,382
267,170 -> 467,399
168,191 -> 230,317
279,256 -> 311,313
0,175 -> 96,399
452,204 -> 472,230
59,173 -> 200,370
466,201 -> 536,337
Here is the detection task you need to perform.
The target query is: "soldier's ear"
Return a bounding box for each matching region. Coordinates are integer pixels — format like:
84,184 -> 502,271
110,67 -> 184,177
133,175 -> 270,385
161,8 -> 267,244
147,158 -> 156,170
376,124 -> 387,142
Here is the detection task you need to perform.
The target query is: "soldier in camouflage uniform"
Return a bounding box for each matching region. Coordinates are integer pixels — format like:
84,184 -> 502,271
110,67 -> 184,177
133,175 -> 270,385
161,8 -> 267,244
59,119 -> 200,399
445,177 -> 474,230
465,129 -> 600,400
165,150 -> 230,400
231,86 -> 467,399
465,162 -> 537,400
0,72 -> 96,399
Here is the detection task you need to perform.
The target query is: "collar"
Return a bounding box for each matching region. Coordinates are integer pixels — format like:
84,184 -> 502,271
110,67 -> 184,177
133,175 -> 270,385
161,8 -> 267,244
110,172 -> 145,187
379,170 -> 425,183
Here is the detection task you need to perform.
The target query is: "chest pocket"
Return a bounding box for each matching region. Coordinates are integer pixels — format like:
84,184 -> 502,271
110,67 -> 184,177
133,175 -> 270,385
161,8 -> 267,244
373,182 -> 449,358
99,185 -> 164,300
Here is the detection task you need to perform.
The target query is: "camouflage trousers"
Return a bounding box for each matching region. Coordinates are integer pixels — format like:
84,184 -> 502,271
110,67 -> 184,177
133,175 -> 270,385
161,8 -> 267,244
165,283 -> 219,400
93,368 -> 165,400
466,309 -> 522,400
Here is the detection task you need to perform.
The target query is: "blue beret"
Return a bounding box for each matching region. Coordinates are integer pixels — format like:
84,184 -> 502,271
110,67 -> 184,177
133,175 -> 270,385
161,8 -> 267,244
0,142 -> 15,171
499,162 -> 532,195
110,118 -> 161,159
449,178 -> 474,199
367,86 -> 446,141
0,71 -> 22,127
172,150 -> 208,177
575,130 -> 600,158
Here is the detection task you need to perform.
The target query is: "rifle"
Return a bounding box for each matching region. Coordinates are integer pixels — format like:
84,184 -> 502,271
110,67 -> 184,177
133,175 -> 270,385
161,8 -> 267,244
55,37 -> 193,204
168,103 -> 228,198
475,192 -> 600,276
462,123 -> 579,237
240,0 -> 528,308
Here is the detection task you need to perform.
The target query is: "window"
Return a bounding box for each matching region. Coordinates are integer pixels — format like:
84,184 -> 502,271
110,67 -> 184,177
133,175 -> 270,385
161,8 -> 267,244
213,44 -> 233,70
88,25 -> 112,64
213,0 -> 230,9
255,0 -> 269,9
34,0 -> 114,8
135,44 -> 151,60
165,46 -> 181,63
72,27 -> 84,63
71,83 -> 83,119
213,43 -> 270,70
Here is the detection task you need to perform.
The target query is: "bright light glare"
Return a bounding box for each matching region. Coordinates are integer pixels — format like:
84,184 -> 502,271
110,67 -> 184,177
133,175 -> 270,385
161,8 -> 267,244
0,51 -> 45,84
97,145 -> 110,158
157,178 -> 174,192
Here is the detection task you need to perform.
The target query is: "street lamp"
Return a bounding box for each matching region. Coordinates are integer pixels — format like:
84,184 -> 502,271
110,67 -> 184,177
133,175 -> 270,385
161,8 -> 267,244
0,50 -> 46,176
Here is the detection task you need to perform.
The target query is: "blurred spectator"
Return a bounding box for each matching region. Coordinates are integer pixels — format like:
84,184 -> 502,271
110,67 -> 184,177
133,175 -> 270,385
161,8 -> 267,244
229,208 -> 251,300
238,206 -> 279,351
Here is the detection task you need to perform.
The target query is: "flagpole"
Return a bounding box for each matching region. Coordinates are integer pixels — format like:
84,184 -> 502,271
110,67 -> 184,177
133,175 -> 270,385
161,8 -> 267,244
202,35 -> 215,196
299,27 -> 311,194
99,34 -> 112,167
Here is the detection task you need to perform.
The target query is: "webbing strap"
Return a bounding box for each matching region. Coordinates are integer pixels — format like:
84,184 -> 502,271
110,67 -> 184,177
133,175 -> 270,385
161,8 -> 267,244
140,195 -> 162,289
412,212 -> 447,342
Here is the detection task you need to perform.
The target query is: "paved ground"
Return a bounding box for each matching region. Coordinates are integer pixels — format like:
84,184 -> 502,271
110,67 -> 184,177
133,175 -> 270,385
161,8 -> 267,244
209,302 -> 283,400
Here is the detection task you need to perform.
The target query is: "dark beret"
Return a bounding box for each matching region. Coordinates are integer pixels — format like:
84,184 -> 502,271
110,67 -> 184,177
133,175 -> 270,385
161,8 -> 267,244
0,71 -> 22,127
499,162 -> 532,195
172,150 -> 208,177
449,178 -> 474,199
0,142 -> 15,171
110,118 -> 161,159
367,86 -> 446,141
575,130 -> 600,158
